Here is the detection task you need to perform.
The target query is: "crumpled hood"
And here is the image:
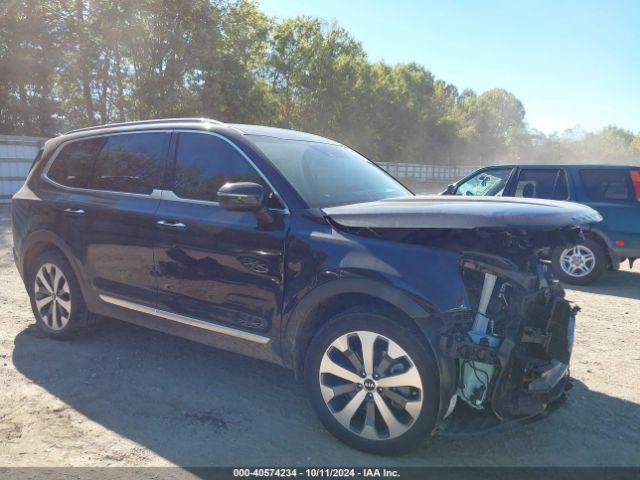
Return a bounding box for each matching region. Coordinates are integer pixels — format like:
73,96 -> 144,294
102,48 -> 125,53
323,195 -> 602,230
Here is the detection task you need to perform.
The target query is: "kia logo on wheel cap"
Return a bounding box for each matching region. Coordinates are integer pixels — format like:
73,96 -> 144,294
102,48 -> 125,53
364,378 -> 376,391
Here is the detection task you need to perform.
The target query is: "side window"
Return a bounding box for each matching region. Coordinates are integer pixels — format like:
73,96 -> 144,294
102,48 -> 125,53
174,133 -> 264,202
513,169 -> 568,200
455,168 -> 512,196
47,138 -> 104,188
91,132 -> 166,194
554,170 -> 569,199
580,169 -> 632,201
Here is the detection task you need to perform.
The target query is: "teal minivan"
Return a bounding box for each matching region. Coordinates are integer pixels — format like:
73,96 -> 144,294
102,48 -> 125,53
444,164 -> 640,284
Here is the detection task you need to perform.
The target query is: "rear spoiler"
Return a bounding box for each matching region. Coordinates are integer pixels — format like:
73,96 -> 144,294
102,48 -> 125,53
27,148 -> 44,175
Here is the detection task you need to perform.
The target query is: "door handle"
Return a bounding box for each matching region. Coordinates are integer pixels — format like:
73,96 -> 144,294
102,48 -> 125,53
63,207 -> 85,216
156,219 -> 186,229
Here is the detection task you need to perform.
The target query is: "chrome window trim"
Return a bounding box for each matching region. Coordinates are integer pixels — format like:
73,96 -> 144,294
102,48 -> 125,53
40,128 -> 291,212
155,189 -> 288,214
41,130 -> 171,199
99,294 -> 271,344
159,188 -> 220,206
171,129 -> 290,213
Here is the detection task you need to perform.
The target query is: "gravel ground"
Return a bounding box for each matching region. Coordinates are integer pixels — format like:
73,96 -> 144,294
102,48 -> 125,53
0,205 -> 638,467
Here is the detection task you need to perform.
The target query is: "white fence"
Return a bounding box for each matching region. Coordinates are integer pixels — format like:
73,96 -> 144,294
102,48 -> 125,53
377,162 -> 479,182
0,135 -> 480,203
0,135 -> 47,203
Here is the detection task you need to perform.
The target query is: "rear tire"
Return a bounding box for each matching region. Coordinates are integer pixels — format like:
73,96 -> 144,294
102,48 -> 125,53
551,238 -> 606,285
27,249 -> 92,339
304,309 -> 439,455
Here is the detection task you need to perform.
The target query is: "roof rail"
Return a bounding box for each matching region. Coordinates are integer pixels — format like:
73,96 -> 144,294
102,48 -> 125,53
65,117 -> 224,134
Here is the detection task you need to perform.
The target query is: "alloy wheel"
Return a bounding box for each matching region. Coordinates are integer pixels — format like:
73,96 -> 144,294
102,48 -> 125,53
318,330 -> 423,440
34,263 -> 71,330
560,245 -> 596,278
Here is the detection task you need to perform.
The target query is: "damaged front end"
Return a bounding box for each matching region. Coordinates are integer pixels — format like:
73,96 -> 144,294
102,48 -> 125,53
323,195 -> 602,433
439,240 -> 579,428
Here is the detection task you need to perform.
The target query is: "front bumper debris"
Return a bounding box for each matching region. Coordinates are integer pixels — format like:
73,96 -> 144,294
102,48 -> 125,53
490,299 -> 576,419
438,251 -> 579,426
440,376 -> 572,438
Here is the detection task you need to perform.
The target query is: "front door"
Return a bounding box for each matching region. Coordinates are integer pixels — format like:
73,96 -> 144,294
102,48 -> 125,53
504,168 -> 569,200
154,131 -> 287,336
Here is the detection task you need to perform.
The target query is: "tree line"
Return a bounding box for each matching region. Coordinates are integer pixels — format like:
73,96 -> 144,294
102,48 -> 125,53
1,0 -> 638,166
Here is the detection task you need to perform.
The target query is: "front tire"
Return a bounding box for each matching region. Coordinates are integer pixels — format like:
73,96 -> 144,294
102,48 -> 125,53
551,238 -> 606,285
304,309 -> 439,455
27,249 -> 91,339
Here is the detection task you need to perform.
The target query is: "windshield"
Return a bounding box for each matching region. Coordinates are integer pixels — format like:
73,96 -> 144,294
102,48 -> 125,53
249,136 -> 411,208
456,168 -> 512,196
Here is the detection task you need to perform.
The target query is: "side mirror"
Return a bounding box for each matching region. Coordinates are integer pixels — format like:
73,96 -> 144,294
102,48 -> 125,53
445,184 -> 456,195
217,182 -> 273,224
217,182 -> 266,211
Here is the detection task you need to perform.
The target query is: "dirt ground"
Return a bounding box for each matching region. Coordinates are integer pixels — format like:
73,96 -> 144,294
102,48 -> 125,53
0,205 -> 638,467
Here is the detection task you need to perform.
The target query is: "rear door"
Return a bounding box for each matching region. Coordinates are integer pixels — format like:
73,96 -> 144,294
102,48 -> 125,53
39,136 -> 105,279
575,168 -> 640,255
80,131 -> 170,305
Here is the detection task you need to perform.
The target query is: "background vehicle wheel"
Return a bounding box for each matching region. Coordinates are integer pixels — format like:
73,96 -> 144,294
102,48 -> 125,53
551,238 -> 606,285
27,249 -> 91,339
304,309 -> 439,455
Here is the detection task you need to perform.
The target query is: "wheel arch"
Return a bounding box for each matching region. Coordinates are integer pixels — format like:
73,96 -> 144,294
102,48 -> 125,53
281,277 -> 458,428
20,230 -> 92,301
282,278 -> 430,370
584,228 -> 614,267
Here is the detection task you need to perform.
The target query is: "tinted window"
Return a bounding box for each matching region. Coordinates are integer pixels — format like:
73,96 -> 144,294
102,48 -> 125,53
91,133 -> 166,194
581,169 -> 631,201
554,170 -> 569,199
174,133 -> 264,202
250,136 -> 410,208
48,138 -> 104,188
513,169 -> 568,200
455,168 -> 512,196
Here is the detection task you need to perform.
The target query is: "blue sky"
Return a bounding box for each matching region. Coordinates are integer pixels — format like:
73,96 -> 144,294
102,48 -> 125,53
259,0 -> 640,134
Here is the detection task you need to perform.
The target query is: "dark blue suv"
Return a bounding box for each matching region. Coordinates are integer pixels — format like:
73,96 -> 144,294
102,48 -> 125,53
12,119 -> 601,454
445,164 -> 640,285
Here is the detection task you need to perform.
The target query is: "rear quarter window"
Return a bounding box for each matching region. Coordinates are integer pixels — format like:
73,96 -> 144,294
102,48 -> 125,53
580,169 -> 632,201
47,137 -> 105,188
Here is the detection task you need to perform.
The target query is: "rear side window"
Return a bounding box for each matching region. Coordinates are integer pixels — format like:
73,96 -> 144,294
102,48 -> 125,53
47,138 -> 104,188
513,169 -> 568,200
581,169 -> 632,201
91,133 -> 166,194
173,132 -> 264,202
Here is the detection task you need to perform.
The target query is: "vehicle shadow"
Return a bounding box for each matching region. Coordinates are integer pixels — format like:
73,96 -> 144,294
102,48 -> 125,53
12,319 -> 640,466
565,268 -> 640,300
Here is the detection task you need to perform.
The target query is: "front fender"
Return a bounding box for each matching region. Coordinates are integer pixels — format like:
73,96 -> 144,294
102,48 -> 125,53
281,218 -> 466,427
289,224 -> 470,312
282,220 -> 470,354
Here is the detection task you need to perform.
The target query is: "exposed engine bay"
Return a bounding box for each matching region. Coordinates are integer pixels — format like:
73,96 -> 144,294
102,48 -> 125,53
440,250 -> 577,421
334,222 -> 580,423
